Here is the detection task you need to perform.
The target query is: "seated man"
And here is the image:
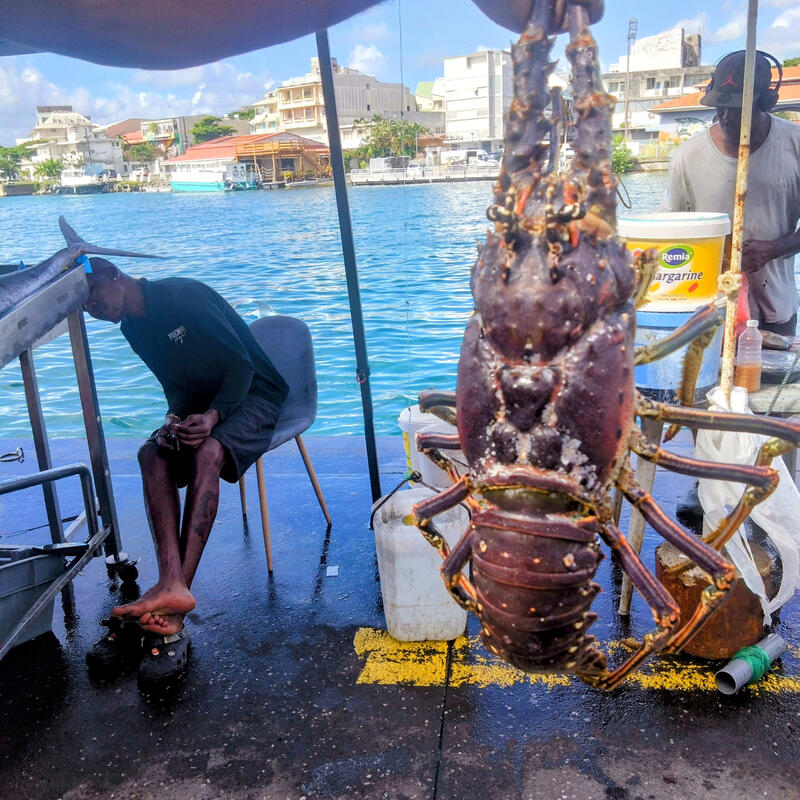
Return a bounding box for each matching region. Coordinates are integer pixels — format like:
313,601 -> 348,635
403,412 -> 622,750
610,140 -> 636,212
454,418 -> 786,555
83,258 -> 288,681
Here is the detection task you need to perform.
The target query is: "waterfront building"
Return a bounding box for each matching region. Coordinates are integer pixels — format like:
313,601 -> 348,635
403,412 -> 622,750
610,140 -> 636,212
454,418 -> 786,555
441,48 -> 512,153
17,105 -> 124,178
602,28 -> 713,148
414,79 -> 445,112
249,58 -> 444,149
164,131 -> 330,191
651,65 -> 800,141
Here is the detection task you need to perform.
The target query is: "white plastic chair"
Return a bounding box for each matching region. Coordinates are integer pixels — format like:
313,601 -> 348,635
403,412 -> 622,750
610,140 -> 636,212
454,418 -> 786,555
239,315 -> 331,572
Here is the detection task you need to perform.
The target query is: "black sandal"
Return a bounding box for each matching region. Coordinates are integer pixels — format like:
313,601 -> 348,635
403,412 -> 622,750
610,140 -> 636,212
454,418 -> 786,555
86,617 -> 144,671
137,628 -> 191,684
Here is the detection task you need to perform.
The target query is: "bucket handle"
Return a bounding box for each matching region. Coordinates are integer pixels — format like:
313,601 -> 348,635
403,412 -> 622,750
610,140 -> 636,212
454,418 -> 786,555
369,471 -> 471,530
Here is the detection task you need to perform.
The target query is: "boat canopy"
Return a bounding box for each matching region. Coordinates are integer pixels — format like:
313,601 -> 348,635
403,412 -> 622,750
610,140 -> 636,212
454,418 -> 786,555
0,1 -> 521,69
0,1 -> 387,68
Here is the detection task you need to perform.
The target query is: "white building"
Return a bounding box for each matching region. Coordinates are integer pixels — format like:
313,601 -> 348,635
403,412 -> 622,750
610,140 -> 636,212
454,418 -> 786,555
250,58 -> 444,149
603,28 -> 712,145
442,49 -> 513,151
18,106 -> 124,177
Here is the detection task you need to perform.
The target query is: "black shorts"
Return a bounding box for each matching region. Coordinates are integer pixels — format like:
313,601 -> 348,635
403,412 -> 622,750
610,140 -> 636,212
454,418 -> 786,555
148,392 -> 284,484
760,314 -> 797,337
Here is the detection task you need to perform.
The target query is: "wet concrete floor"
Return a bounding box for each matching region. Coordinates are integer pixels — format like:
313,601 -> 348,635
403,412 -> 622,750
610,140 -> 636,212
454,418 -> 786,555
1,432 -> 799,800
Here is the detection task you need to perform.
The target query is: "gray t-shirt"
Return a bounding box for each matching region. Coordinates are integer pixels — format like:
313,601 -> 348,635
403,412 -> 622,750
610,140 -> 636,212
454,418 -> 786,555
661,116 -> 800,324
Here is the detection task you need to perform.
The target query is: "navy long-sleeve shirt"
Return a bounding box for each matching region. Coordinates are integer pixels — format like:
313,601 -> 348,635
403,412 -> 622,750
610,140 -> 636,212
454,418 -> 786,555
121,277 -> 288,421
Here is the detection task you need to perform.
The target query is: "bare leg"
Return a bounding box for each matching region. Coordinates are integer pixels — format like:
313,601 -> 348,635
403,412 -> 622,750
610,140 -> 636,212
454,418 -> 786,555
115,438 -> 227,634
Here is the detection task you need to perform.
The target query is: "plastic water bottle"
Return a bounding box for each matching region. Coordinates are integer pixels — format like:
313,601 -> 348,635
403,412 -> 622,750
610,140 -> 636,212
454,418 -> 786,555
734,319 -> 762,393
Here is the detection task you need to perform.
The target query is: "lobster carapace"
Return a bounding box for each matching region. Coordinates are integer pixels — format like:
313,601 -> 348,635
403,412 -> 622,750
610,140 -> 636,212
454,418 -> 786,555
412,0 -> 800,689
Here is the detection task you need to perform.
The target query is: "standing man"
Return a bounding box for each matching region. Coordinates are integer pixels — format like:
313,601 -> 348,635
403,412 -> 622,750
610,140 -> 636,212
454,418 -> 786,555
84,259 -> 288,682
662,50 -> 800,335
662,50 -> 800,524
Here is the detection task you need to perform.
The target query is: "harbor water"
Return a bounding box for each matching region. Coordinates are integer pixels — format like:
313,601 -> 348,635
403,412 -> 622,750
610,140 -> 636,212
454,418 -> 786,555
0,172 -> 710,438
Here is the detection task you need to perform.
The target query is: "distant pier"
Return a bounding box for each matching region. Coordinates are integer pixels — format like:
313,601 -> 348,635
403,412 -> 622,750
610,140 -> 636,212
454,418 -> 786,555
349,164 -> 499,186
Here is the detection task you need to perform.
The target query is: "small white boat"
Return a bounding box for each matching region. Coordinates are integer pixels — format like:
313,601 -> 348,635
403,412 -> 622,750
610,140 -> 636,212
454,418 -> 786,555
169,163 -> 259,192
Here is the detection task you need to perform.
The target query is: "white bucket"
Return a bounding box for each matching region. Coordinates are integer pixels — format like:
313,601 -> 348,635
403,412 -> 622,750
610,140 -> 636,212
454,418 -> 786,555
397,405 -> 438,476
372,487 -> 468,641
417,421 -> 468,488
618,212 -> 730,312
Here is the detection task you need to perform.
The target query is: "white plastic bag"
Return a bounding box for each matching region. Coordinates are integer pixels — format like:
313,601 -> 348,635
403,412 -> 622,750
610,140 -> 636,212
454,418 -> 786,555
696,386 -> 800,625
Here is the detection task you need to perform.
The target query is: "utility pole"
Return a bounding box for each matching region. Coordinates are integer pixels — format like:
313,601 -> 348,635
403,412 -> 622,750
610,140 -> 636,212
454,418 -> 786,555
623,18 -> 637,141
84,127 -> 95,175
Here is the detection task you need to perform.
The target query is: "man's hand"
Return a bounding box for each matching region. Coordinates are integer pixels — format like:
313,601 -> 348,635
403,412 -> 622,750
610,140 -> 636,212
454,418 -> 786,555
154,414 -> 181,450
741,239 -> 779,274
173,409 -> 221,449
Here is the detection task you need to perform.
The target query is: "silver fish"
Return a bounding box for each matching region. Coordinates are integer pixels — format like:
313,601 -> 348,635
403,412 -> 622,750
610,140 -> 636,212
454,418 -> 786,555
0,216 -> 161,318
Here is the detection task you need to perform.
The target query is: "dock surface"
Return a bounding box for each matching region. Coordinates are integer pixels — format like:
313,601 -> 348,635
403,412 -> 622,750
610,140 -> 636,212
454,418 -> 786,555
1,433 -> 799,800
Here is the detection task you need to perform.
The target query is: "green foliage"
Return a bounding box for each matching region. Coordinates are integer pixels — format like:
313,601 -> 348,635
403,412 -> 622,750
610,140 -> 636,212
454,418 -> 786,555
349,115 -> 430,163
611,135 -> 636,174
190,116 -> 237,143
0,144 -> 30,179
34,158 -> 63,180
782,57 -> 800,67
125,141 -> 161,162
230,107 -> 256,120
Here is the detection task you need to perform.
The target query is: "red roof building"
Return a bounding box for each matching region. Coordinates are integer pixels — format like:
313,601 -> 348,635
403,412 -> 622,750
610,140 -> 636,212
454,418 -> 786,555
651,66 -> 800,141
164,132 -> 330,184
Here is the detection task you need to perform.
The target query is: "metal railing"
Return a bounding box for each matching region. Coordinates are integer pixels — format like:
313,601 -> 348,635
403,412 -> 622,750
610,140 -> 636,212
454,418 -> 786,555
349,163 -> 500,184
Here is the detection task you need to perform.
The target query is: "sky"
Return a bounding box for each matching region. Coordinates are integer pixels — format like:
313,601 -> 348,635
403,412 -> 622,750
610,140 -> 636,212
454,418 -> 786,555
1,0 -> 800,144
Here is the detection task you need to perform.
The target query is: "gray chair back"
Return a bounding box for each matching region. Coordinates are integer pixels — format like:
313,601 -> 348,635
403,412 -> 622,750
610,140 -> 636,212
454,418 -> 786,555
249,315 -> 317,449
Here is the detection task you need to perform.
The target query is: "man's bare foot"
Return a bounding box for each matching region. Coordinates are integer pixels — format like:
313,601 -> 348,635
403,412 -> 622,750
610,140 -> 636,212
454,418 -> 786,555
112,581 -> 195,624
137,611 -> 186,636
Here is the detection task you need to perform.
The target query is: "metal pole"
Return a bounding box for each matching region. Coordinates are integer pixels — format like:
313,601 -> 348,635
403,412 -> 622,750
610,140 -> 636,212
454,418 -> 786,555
719,0 -> 759,398
623,18 -> 637,141
315,29 -> 382,503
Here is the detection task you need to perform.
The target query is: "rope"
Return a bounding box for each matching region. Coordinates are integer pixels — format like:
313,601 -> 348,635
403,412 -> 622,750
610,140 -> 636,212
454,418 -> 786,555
369,470 -> 423,529
765,348 -> 800,415
731,644 -> 774,684
616,177 -> 632,209
368,468 -> 468,529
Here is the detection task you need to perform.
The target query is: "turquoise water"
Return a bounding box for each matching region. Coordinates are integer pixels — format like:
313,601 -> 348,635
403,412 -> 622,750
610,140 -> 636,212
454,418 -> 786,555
0,173 -> 669,438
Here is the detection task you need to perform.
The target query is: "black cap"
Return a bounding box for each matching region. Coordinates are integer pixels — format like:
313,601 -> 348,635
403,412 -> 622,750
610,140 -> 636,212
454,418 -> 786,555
701,50 -> 773,108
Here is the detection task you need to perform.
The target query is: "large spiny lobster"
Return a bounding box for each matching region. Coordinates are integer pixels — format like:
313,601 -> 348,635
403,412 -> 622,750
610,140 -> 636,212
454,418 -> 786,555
412,0 -> 800,689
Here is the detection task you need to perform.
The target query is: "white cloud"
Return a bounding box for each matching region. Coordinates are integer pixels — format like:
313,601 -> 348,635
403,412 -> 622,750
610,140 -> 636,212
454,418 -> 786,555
763,0 -> 800,7
711,13 -> 747,41
130,66 -> 206,88
671,13 -> 709,36
772,6 -> 800,26
0,57 -> 275,144
357,22 -> 391,41
756,6 -> 800,60
347,44 -> 385,77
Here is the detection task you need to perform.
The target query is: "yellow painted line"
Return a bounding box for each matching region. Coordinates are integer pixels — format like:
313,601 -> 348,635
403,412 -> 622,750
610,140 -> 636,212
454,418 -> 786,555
353,627 -> 800,693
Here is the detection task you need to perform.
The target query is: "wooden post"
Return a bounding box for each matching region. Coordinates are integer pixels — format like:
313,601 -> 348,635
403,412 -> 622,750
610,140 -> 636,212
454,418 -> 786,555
719,0 -> 759,398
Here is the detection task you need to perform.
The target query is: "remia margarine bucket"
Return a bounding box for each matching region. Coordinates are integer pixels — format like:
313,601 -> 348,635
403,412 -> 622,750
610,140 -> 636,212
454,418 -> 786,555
617,212 -> 731,311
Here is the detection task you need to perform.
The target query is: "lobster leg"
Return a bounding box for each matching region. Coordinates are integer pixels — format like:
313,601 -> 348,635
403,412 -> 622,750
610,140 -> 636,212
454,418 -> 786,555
616,467 -> 736,655
631,249 -> 659,309
582,522 -> 680,690
412,479 -> 479,610
636,395 -> 800,445
417,433 -> 467,486
629,426 -> 777,487
674,433 -> 791,560
440,526 -> 480,612
418,389 -> 457,427
663,326 -> 719,442
633,301 -> 724,367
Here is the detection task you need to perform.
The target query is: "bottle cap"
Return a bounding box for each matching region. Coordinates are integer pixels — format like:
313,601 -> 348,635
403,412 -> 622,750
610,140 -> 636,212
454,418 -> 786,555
746,319 -> 759,327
